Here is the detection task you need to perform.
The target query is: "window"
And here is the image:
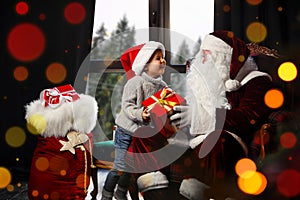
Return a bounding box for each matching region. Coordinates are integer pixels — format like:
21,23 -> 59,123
86,71 -> 125,141
88,0 -> 214,140
170,0 -> 214,64
91,0 -> 149,60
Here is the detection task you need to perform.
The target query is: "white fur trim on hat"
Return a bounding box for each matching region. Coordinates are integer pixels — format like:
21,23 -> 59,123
132,41 -> 165,76
25,94 -> 98,138
201,34 -> 232,55
179,178 -> 210,200
137,171 -> 168,193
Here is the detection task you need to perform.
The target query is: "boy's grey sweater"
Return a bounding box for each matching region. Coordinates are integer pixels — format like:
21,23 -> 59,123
115,72 -> 167,134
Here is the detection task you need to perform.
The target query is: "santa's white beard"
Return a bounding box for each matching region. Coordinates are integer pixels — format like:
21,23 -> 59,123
186,52 -> 229,147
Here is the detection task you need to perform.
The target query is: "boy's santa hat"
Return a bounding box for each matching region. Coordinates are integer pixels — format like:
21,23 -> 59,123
120,41 -> 165,80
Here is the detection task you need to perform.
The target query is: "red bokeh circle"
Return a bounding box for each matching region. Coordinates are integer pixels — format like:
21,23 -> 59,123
64,2 -> 86,25
16,2 -> 29,15
7,23 -> 45,62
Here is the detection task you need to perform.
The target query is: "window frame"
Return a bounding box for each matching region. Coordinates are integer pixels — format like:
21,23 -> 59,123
89,0 -> 185,84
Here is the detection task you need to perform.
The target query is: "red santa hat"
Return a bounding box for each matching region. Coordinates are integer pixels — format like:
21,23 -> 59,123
201,30 -> 250,91
120,41 -> 165,80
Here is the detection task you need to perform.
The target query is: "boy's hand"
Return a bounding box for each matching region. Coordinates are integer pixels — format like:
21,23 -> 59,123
142,108 -> 151,122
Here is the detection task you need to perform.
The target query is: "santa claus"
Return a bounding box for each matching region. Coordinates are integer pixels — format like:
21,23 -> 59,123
134,30 -> 279,199
25,84 -> 98,200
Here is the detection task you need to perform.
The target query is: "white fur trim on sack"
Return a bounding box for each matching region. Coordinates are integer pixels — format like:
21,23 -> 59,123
137,171 -> 169,193
25,94 -> 98,138
132,41 -> 165,76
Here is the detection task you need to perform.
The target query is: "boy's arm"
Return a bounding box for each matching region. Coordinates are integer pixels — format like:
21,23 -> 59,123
122,78 -> 145,123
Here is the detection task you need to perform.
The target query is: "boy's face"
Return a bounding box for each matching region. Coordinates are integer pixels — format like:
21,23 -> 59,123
145,49 -> 166,78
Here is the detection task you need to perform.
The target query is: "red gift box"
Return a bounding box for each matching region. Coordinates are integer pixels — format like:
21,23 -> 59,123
40,84 -> 80,108
142,86 -> 186,138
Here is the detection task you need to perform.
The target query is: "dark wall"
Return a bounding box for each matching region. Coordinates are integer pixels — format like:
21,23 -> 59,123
215,0 -> 300,110
0,0 -> 95,182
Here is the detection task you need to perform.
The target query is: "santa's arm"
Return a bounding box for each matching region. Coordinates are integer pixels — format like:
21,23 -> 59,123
217,76 -> 272,143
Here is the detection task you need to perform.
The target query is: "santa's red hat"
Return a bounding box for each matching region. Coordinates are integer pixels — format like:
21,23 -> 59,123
120,41 -> 165,80
201,30 -> 250,91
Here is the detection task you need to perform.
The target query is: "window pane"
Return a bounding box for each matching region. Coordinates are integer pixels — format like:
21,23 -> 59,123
170,72 -> 187,97
86,72 -> 126,141
91,0 -> 149,60
170,0 -> 214,64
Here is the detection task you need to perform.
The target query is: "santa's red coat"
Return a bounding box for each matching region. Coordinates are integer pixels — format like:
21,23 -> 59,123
128,76 -> 273,184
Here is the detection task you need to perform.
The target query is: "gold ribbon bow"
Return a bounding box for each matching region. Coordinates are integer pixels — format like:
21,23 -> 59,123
148,87 -> 178,112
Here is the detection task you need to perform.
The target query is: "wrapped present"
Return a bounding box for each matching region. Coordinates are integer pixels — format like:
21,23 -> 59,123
40,84 -> 80,108
143,86 -> 186,116
142,86 -> 186,137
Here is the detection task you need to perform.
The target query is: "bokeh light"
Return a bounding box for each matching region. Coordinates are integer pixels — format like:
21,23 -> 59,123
39,13 -> 46,21
277,169 -> 300,197
6,184 -> 14,192
64,2 -> 86,25
0,167 -> 12,189
76,174 -> 85,188
246,22 -> 267,43
50,191 -> 60,199
5,126 -> 26,148
246,0 -> 263,6
223,5 -> 230,12
238,171 -> 267,195
235,158 -> 257,178
7,23 -> 45,62
280,132 -> 297,149
35,157 -> 49,171
26,114 -> 47,135
238,55 -> 246,62
43,194 -> 49,199
14,66 -> 29,81
46,62 -> 67,84
32,190 -> 39,197
264,89 -> 284,109
15,1 -> 29,15
278,62 -> 298,82
60,170 -> 67,176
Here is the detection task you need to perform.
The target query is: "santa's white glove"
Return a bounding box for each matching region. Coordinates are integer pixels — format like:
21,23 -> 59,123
169,105 -> 191,129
